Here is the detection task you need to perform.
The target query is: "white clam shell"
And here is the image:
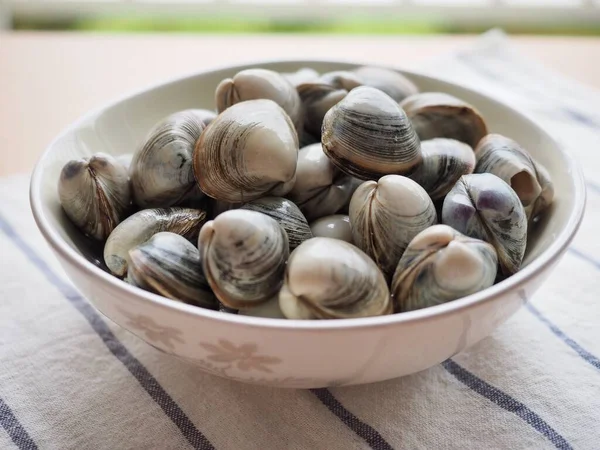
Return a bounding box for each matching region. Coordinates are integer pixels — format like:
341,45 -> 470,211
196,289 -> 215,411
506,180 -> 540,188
240,197 -> 313,251
287,143 -> 362,221
442,173 -> 527,276
282,67 -> 320,88
391,225 -> 498,312
104,207 -> 206,277
353,66 -> 419,102
130,109 -> 215,208
127,232 -> 218,309
278,237 -> 392,319
409,138 -> 475,201
58,152 -> 131,241
322,86 -> 422,180
349,175 -> 437,280
318,70 -> 363,91
400,92 -> 488,149
309,214 -> 353,243
198,209 -> 289,309
193,99 -> 299,203
474,133 -> 554,221
215,68 -> 303,134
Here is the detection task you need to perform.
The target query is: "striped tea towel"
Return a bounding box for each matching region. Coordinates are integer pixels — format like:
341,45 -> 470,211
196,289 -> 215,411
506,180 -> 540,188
1,29 -> 599,450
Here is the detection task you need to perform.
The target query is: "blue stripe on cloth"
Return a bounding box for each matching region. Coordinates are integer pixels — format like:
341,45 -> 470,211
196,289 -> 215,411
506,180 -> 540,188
587,181 -> 600,195
0,397 -> 38,450
310,389 -> 394,450
442,360 -> 572,450
0,214 -> 214,450
568,248 -> 600,271
526,303 -> 600,372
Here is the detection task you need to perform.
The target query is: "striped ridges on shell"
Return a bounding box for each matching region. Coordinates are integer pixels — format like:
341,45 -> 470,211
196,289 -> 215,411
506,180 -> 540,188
58,152 -> 131,241
104,207 -> 207,277
322,86 -> 422,181
400,92 -> 488,150
215,68 -> 303,134
409,138 -> 475,201
198,209 -> 289,309
349,175 -> 437,280
130,109 -> 216,208
240,197 -> 313,251
441,173 -> 527,276
391,225 -> 498,312
127,232 -> 218,310
474,133 -> 554,221
193,99 -> 299,203
278,237 -> 392,319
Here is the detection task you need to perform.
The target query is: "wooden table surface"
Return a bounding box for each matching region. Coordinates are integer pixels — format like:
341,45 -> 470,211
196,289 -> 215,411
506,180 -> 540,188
1,31 -> 599,176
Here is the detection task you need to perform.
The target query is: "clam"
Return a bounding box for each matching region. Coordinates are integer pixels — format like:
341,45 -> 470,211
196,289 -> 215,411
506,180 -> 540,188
297,82 -> 347,138
116,153 -> 134,172
391,225 -> 498,312
318,70 -> 363,91
240,197 -> 312,251
287,143 -> 363,221
353,66 -> 419,102
350,175 -> 437,280
104,207 -> 206,277
474,134 -> 554,221
442,173 -> 527,276
400,92 -> 488,149
279,237 -> 392,319
282,67 -> 320,87
193,99 -> 299,203
409,138 -> 475,201
198,209 -> 289,309
126,232 -> 218,309
58,152 -> 131,241
238,296 -> 286,319
322,86 -> 422,180
130,109 -> 216,209
309,215 -> 353,243
207,199 -> 241,219
215,68 -> 303,133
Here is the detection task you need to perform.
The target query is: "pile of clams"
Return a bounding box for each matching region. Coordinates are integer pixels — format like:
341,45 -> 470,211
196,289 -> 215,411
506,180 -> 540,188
58,65 -> 553,320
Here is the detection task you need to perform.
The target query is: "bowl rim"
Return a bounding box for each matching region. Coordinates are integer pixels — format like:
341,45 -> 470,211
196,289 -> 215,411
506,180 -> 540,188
29,57 -> 587,331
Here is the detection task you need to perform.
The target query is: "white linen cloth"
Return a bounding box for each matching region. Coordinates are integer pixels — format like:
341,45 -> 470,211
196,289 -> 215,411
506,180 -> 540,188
0,30 -> 599,450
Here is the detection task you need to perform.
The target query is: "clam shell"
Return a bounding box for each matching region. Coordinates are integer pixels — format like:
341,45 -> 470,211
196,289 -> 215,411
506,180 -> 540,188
400,92 -> 488,149
409,138 -> 475,200
278,237 -> 392,319
474,133 -> 554,221
104,207 -> 206,277
353,66 -> 419,102
193,99 -> 299,203
282,67 -> 320,87
127,232 -> 218,309
116,153 -> 134,172
349,175 -> 437,280
391,225 -> 498,312
322,86 -> 422,180
297,82 -> 347,138
58,152 -> 131,241
198,209 -> 289,309
286,143 -> 363,221
318,70 -> 363,91
130,109 -> 216,208
238,296 -> 286,319
309,214 -> 353,243
215,68 -> 303,134
240,197 -> 313,251
442,173 -> 527,276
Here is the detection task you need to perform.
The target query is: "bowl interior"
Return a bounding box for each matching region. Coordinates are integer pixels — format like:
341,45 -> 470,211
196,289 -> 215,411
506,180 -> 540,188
32,60 -> 581,312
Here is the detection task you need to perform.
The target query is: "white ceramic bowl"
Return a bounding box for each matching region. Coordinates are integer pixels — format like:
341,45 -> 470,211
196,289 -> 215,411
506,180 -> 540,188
30,59 -> 586,389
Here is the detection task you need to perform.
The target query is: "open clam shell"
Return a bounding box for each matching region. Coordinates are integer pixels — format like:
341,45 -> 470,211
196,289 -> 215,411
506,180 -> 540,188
198,209 -> 289,309
400,92 -> 488,149
279,237 -> 392,319
58,152 -> 131,241
474,133 -> 554,222
104,207 -> 206,277
322,86 -> 422,180
349,175 -> 437,280
442,173 -> 527,276
193,99 -> 299,203
130,109 -> 216,208
127,232 -> 218,309
391,225 -> 498,312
